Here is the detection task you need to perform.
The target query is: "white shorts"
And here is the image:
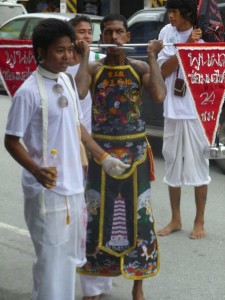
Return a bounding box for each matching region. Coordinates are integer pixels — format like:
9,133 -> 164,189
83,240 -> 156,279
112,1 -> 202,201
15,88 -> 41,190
162,118 -> 211,187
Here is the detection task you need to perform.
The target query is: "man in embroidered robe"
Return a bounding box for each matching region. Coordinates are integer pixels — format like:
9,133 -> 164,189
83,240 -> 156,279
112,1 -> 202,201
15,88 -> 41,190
75,14 -> 166,300
66,14 -> 113,296
156,0 -> 211,239
4,18 -> 129,300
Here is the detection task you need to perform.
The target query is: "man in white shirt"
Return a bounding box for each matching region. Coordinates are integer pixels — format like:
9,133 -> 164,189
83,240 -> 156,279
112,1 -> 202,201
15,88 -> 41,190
157,0 -> 211,240
4,18 -> 129,300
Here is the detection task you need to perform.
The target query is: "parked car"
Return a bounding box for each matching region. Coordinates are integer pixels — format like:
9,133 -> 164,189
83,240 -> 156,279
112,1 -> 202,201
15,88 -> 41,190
127,7 -> 225,172
0,1 -> 27,26
0,12 -> 102,43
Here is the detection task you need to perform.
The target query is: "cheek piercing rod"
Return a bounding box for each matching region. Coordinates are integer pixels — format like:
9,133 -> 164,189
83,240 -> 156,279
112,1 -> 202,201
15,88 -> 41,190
90,43 -> 174,50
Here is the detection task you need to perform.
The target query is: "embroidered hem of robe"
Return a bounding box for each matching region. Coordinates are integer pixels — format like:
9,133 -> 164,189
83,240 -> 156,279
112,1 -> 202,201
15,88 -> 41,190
77,151 -> 160,279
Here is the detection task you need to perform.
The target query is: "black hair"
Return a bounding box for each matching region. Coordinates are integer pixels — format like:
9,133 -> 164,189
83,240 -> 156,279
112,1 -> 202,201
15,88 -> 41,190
100,14 -> 128,32
68,14 -> 93,30
166,0 -> 198,25
32,18 -> 74,63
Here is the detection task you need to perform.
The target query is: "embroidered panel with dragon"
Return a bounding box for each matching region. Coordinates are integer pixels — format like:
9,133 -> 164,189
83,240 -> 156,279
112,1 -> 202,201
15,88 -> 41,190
78,63 -> 159,279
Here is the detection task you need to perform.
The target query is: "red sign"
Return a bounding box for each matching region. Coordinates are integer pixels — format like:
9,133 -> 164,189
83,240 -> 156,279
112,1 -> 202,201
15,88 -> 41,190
0,39 -> 36,97
176,43 -> 225,146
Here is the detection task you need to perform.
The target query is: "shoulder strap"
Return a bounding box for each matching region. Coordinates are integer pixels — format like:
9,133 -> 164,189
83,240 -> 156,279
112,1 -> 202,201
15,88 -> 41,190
62,72 -> 88,167
65,72 -> 76,90
35,71 -> 48,165
125,57 -> 142,79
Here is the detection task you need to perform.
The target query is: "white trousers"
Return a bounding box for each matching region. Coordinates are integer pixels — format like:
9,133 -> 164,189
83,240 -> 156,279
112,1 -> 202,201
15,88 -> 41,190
24,190 -> 87,300
79,275 -> 113,297
163,118 -> 211,186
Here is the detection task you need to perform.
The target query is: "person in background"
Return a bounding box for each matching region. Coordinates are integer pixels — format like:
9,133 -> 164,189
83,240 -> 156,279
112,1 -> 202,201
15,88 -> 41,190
156,0 -> 210,239
4,18 -> 129,300
66,15 -> 113,297
67,15 -> 105,133
75,14 -> 166,300
35,0 -> 48,12
42,0 -> 60,12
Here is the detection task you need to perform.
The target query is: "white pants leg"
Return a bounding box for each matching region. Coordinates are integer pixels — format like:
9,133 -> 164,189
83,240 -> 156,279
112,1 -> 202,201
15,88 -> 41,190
79,275 -> 113,297
24,190 -> 87,300
163,118 -> 211,186
32,242 -> 77,300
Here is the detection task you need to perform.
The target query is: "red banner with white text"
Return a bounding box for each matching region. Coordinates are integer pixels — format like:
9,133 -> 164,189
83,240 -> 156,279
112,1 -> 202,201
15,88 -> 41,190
0,39 -> 36,97
176,43 -> 225,146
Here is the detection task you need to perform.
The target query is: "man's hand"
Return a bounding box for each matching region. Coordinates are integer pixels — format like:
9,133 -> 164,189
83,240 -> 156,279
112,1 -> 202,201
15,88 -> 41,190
101,155 -> 130,177
187,28 -> 202,43
147,39 -> 164,57
74,40 -> 90,56
33,166 -> 57,189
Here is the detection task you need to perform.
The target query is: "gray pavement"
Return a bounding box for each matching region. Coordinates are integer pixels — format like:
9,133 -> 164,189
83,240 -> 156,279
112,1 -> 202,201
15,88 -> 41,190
1,95 -> 225,300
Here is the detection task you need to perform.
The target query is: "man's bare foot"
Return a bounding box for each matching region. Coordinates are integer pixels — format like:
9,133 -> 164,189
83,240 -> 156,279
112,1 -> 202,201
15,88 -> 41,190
82,295 -> 100,300
190,222 -> 206,239
157,221 -> 182,237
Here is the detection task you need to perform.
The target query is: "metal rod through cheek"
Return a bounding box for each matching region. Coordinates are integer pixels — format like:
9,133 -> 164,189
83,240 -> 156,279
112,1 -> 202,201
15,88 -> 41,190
90,43 -> 174,49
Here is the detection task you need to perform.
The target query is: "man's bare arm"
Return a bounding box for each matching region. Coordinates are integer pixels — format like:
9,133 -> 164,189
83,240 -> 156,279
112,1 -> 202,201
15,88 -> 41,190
4,135 -> 57,188
80,124 -> 130,176
80,124 -> 105,162
74,40 -> 92,99
161,28 -> 202,78
143,39 -> 167,103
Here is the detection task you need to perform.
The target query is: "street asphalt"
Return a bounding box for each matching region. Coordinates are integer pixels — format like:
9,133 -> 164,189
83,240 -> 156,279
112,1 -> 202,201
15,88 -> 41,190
0,159 -> 225,300
0,95 -> 225,300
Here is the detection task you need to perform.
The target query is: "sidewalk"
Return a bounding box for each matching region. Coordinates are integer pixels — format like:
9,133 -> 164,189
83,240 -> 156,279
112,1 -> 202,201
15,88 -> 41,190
1,221 -> 225,300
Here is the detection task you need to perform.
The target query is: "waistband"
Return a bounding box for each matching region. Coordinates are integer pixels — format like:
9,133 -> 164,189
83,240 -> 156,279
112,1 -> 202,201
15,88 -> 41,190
92,132 -> 146,141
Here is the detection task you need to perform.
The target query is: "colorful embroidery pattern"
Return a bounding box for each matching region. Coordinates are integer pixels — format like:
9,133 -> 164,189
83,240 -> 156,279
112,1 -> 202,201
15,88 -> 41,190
78,63 -> 159,279
92,65 -> 145,135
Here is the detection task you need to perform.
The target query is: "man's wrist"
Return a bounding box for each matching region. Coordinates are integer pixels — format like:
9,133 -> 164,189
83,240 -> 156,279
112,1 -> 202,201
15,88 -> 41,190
148,52 -> 157,59
99,152 -> 108,164
30,165 -> 40,177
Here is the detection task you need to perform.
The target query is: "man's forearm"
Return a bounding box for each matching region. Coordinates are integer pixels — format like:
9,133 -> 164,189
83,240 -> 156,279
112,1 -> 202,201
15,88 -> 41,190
75,53 -> 90,99
80,124 -> 105,162
148,54 -> 167,103
161,55 -> 179,78
4,135 -> 38,175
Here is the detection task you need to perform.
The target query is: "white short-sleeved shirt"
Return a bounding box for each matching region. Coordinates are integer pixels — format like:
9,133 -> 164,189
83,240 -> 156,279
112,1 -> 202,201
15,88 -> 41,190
157,24 -> 203,119
5,71 -> 84,198
67,50 -> 105,133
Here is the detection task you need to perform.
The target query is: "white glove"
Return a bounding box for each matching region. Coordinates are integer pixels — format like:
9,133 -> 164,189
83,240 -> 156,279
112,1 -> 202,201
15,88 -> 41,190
101,155 -> 130,177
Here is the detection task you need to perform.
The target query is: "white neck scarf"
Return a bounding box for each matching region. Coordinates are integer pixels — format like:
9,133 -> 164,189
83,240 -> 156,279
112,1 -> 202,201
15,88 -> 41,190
37,65 -> 59,80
